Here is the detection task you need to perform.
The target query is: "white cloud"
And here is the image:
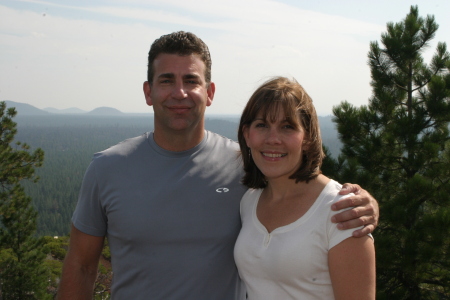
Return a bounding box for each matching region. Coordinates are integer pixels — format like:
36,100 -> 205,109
0,1 -> 411,115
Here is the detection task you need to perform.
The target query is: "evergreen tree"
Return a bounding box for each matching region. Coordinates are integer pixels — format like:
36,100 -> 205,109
0,102 -> 49,299
331,6 -> 450,299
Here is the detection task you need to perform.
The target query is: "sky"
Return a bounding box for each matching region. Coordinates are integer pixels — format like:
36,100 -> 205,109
1,0 -> 449,116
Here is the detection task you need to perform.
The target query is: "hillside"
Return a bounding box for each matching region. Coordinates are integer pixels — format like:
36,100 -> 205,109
10,111 -> 341,236
4,100 -> 50,115
13,115 -> 244,235
44,107 -> 87,114
87,106 -> 124,115
3,100 -> 125,116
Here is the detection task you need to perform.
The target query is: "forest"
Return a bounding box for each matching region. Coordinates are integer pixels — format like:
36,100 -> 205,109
2,111 -> 341,298
13,113 -> 342,236
14,114 -> 234,236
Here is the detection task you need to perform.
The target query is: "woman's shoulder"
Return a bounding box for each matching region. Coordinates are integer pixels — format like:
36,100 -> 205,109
241,188 -> 263,203
320,179 -> 354,206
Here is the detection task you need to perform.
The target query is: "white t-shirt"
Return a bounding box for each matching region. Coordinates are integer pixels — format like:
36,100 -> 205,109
234,180 -> 362,300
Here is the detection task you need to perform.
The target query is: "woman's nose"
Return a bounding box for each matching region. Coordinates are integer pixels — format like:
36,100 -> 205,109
265,128 -> 281,144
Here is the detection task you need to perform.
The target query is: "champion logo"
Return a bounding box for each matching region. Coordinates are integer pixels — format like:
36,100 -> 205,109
216,187 -> 230,193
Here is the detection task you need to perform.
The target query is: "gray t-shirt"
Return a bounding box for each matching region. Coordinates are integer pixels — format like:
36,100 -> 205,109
72,131 -> 247,299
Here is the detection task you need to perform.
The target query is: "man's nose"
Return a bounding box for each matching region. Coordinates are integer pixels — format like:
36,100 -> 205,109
172,83 -> 187,99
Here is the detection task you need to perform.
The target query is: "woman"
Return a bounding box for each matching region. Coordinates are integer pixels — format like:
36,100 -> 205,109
234,77 -> 375,299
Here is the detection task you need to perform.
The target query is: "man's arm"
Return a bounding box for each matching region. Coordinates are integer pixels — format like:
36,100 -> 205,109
56,224 -> 105,300
331,184 -> 379,237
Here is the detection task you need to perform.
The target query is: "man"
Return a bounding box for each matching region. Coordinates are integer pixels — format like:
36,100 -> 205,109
57,31 -> 378,299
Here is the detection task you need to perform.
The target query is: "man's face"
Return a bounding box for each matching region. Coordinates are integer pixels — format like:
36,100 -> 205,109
144,53 -> 215,135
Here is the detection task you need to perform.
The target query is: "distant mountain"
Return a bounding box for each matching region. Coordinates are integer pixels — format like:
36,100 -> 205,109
1,101 -> 127,116
44,107 -> 87,114
87,107 -> 123,115
318,115 -> 335,128
3,100 -> 50,116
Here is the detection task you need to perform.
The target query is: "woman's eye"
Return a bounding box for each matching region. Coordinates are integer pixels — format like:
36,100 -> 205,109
255,123 -> 266,128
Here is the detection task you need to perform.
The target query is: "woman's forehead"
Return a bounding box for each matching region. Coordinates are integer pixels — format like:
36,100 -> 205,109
254,110 -> 301,125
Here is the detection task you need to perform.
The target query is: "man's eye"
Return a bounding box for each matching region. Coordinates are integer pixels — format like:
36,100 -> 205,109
255,123 -> 266,128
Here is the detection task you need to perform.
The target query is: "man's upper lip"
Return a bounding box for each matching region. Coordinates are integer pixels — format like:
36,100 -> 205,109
167,105 -> 191,109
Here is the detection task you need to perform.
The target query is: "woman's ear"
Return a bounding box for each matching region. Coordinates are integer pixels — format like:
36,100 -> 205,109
242,125 -> 250,147
302,138 -> 310,151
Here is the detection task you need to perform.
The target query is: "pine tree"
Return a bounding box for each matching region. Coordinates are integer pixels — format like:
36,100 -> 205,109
331,6 -> 450,299
0,101 -> 49,299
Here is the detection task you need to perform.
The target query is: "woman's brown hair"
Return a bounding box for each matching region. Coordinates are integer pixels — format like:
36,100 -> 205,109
238,76 -> 325,189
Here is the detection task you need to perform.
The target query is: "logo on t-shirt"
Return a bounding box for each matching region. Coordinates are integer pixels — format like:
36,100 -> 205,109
216,187 -> 229,193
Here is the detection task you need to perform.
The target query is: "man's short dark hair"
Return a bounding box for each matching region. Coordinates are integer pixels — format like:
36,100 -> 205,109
238,76 -> 325,189
147,31 -> 212,85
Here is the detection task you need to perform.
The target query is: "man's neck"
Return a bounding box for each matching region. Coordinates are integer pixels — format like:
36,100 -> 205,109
153,127 -> 205,152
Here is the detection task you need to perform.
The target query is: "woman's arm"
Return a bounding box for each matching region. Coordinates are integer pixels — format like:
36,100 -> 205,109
329,235 -> 376,300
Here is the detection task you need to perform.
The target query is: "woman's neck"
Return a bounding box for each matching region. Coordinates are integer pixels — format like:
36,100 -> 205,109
264,174 -> 330,203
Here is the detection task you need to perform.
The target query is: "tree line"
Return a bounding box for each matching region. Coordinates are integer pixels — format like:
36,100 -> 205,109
13,114 -> 340,237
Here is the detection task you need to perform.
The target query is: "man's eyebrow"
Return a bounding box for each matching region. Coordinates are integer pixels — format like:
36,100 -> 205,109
156,73 -> 200,80
183,74 -> 201,80
157,73 -> 175,79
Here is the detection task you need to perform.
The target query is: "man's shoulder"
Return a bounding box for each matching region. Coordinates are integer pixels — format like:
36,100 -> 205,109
94,133 -> 149,160
206,131 -> 239,150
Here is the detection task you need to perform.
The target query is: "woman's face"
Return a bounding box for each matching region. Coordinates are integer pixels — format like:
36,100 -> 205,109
243,109 -> 306,182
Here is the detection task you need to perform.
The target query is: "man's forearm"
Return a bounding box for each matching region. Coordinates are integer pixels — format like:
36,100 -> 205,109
56,261 -> 99,300
57,225 -> 105,299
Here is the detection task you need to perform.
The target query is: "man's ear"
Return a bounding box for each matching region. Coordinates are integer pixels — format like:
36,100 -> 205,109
206,82 -> 215,107
143,81 -> 152,106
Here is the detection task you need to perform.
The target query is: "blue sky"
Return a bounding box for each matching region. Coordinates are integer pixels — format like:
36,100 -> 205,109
1,0 -> 449,115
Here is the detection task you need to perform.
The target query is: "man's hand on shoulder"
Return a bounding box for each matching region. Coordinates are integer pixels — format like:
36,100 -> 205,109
331,183 -> 379,238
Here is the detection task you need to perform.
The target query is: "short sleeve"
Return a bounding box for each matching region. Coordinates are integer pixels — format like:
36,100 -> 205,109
327,194 -> 364,250
71,159 -> 107,237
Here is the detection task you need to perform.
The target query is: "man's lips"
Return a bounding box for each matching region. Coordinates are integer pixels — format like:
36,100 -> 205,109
167,106 -> 191,113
